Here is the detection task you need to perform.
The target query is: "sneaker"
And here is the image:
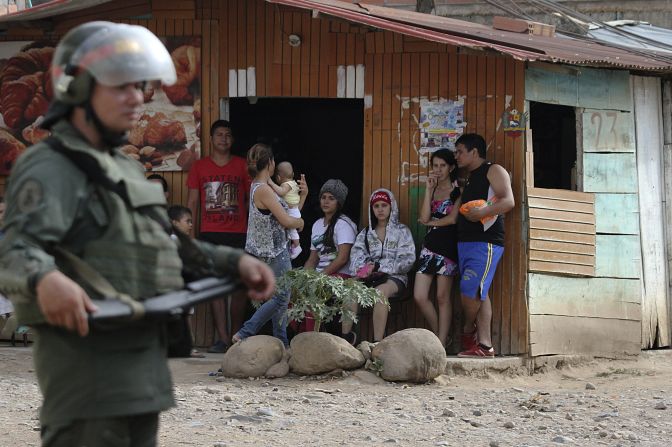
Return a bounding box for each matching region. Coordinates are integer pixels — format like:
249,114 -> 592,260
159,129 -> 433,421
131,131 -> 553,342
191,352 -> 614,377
461,328 -> 478,351
207,340 -> 229,353
457,343 -> 495,358
340,331 -> 357,346
290,244 -> 303,260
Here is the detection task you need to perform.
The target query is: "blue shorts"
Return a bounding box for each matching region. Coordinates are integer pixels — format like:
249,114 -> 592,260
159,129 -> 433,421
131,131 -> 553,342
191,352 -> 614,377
458,242 -> 504,301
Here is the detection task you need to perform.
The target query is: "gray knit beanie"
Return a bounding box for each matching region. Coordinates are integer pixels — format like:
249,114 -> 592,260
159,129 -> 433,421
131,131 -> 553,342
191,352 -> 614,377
319,179 -> 348,207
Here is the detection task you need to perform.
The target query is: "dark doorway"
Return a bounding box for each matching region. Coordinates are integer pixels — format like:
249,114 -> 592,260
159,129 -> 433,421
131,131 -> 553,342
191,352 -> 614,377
530,102 -> 577,190
229,98 -> 364,266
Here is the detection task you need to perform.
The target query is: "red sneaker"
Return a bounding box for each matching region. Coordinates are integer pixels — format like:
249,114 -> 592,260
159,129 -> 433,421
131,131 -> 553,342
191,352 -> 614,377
461,329 -> 478,351
458,344 -> 495,358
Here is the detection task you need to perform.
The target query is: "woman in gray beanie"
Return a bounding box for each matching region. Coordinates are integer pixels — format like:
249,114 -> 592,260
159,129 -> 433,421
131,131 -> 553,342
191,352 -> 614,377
303,179 -> 358,343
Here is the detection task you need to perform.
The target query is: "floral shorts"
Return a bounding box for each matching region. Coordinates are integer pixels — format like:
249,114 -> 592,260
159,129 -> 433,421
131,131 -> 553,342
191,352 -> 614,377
416,247 -> 458,276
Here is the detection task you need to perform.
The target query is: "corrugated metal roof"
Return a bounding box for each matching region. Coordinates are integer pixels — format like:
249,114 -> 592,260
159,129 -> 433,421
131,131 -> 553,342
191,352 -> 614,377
267,0 -> 672,71
588,21 -> 672,54
0,0 -> 113,23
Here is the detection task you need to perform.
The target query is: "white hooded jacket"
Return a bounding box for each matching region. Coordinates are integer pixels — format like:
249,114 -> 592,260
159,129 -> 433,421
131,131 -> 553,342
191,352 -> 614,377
349,188 -> 416,286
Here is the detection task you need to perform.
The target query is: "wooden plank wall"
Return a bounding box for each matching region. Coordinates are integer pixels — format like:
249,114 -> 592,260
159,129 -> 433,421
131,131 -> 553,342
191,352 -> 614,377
0,0 -> 529,354
210,0 -> 527,355
177,0 -> 527,354
663,80 -> 672,352
632,75 -> 670,349
526,64 -> 643,357
527,187 -> 596,277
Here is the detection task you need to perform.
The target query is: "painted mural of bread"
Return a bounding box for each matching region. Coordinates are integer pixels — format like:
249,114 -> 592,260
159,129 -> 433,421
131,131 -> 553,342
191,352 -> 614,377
0,128 -> 27,175
129,112 -> 187,149
162,45 -> 200,105
0,47 -> 54,129
145,114 -> 187,148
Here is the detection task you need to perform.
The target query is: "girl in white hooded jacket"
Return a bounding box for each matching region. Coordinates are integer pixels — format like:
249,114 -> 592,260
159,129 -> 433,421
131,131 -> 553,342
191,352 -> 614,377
346,188 -> 416,342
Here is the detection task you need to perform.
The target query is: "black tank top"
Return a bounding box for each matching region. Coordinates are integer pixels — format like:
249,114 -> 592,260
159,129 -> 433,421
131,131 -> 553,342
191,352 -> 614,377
457,162 -> 505,246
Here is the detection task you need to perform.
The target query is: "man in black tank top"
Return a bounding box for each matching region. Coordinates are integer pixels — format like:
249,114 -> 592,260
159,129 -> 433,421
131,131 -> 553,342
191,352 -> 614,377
454,134 -> 515,358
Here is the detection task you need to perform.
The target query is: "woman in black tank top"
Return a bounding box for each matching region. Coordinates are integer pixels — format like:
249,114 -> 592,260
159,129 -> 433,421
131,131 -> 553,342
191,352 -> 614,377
413,149 -> 462,349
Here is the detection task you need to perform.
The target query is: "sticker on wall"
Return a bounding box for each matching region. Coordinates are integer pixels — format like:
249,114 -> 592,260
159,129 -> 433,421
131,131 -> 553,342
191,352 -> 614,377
419,98 -> 466,154
502,108 -> 527,138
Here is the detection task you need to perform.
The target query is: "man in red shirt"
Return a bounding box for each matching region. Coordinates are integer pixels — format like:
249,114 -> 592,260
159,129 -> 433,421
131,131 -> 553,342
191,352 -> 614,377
187,120 -> 251,352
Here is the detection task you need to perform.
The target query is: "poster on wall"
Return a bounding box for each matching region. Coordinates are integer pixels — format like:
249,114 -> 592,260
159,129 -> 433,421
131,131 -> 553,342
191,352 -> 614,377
0,41 -> 53,176
0,36 -> 201,176
419,98 -> 466,154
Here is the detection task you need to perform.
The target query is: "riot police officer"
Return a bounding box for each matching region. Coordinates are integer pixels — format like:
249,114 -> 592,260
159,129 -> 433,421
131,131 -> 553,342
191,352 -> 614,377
0,21 -> 275,446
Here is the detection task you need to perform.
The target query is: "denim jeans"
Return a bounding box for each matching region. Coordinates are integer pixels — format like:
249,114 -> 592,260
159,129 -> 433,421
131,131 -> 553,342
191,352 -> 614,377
236,249 -> 291,346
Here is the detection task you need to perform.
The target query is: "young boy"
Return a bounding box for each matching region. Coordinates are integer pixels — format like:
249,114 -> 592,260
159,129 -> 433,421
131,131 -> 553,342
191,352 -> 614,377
269,161 -> 303,259
167,205 -> 193,237
166,205 -> 203,357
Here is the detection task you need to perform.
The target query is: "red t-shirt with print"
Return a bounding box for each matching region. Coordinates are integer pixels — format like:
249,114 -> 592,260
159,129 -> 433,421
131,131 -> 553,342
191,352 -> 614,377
186,156 -> 251,234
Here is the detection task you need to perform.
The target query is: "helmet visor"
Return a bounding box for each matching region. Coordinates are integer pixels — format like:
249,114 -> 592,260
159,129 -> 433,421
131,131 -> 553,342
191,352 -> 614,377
71,24 -> 177,87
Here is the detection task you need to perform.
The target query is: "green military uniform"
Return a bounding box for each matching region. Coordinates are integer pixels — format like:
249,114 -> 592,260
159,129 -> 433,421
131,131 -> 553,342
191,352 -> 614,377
0,120 -> 244,445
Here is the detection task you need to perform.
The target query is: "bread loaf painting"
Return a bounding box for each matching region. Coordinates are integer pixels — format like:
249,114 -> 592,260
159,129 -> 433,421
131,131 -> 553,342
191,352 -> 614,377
0,37 -> 201,174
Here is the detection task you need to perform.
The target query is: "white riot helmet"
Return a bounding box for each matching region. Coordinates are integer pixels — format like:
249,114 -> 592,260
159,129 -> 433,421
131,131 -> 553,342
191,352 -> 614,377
51,21 -> 176,105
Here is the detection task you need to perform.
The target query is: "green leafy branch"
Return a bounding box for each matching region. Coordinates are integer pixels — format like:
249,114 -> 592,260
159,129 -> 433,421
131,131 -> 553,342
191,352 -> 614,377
277,268 -> 388,332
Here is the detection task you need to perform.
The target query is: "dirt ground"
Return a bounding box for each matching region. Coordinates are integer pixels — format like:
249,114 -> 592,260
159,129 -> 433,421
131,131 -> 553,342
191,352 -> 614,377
1,346 -> 671,447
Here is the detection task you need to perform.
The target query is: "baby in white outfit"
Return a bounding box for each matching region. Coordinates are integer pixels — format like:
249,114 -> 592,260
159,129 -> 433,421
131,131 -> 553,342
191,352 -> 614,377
269,161 -> 302,259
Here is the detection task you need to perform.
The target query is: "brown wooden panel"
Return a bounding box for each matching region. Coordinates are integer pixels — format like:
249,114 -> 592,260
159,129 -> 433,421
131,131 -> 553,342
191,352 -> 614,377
384,30 -> 394,54
529,261 -> 596,277
153,1 -> 194,12
228,0 -> 239,74
512,58 -> 527,356
528,187 -> 595,203
165,18 -> 175,36
528,196 -> 595,214
289,12 -> 301,97
393,32 -> 403,53
281,13 -> 293,95
355,29 -> 365,65
365,32 -> 375,54
530,249 -> 595,266
403,40 -> 442,53
235,0 -> 246,79
530,228 -> 596,245
501,57 -> 516,354
300,12 -> 311,97
475,56 -> 487,136
318,19 -> 330,97
257,0 -> 269,97
375,32 -> 384,54
382,53 -> 392,131
308,8 -> 321,96
530,219 -> 595,234
529,208 -> 596,225
530,239 -> 594,255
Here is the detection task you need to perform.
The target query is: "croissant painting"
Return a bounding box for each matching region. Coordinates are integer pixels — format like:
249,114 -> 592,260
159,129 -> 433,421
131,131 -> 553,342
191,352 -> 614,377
0,47 -> 54,129
0,37 -> 200,174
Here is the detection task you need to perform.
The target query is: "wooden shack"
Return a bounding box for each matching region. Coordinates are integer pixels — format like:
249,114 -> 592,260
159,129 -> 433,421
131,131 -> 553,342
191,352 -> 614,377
1,0 -> 670,357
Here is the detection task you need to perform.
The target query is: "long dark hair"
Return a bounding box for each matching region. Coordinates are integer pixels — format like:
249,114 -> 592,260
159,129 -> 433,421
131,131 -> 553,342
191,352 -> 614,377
431,149 -> 461,202
323,207 -> 342,252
